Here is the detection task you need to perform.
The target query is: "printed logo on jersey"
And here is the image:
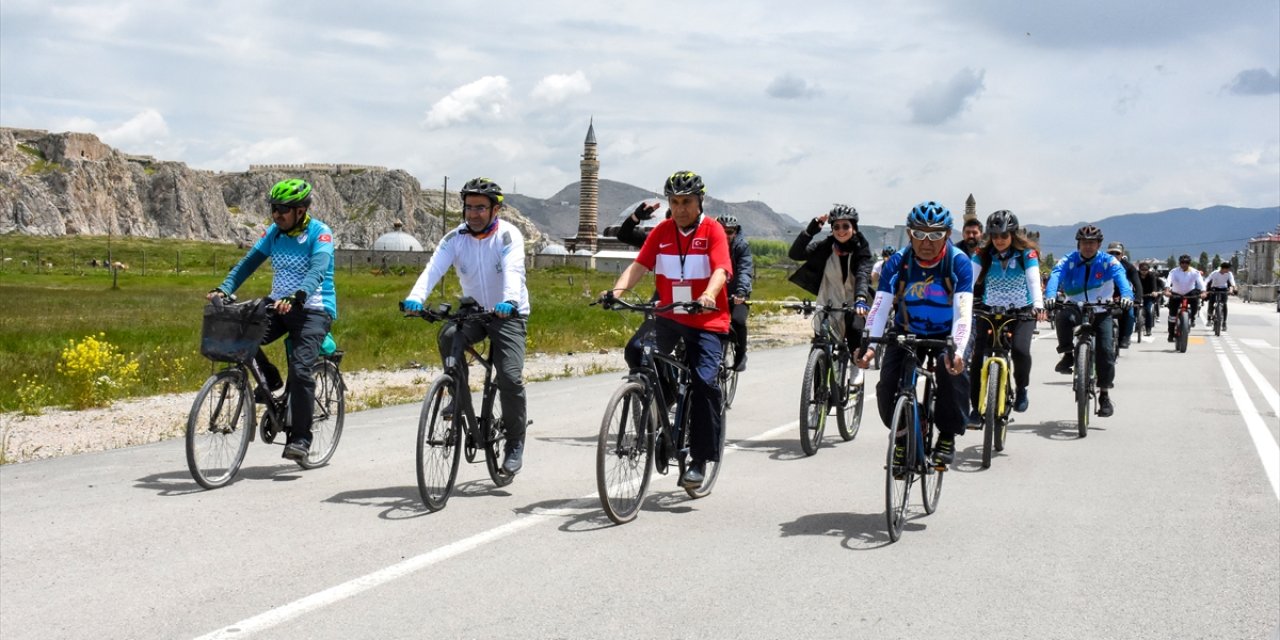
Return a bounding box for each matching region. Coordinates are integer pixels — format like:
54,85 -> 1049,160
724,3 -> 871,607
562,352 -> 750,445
906,275 -> 947,299
693,238 -> 708,250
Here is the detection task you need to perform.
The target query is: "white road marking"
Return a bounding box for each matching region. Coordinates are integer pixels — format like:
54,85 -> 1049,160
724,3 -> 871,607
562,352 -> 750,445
1240,338 -> 1276,350
1215,352 -> 1280,501
1234,351 -> 1280,416
195,416 -> 814,639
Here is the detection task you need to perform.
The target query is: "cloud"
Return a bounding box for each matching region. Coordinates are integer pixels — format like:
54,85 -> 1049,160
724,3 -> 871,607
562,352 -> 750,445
424,76 -> 511,129
210,137 -> 311,170
765,73 -> 819,99
908,68 -> 986,125
531,71 -> 591,104
100,109 -> 169,149
1226,68 -> 1280,95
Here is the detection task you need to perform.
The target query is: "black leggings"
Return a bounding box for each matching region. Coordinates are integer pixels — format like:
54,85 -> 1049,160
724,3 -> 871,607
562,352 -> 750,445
968,317 -> 1035,409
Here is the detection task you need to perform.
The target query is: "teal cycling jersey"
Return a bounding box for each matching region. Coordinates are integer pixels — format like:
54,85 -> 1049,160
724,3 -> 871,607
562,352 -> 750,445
219,218 -> 338,320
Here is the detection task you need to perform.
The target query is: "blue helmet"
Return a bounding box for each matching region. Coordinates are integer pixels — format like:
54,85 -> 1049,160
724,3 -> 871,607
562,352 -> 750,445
881,245 -> 895,257
907,201 -> 953,228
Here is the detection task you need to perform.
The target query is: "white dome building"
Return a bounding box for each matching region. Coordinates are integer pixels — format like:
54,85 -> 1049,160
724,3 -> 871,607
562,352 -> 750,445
373,221 -> 424,252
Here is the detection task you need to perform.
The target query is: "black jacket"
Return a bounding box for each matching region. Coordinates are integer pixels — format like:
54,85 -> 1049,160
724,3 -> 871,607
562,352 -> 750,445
1120,257 -> 1144,300
787,219 -> 872,299
728,233 -> 754,297
616,214 -> 649,249
1136,270 -> 1159,298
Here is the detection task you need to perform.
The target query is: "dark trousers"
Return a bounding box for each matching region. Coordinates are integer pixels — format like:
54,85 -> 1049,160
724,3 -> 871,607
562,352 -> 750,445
256,309 -> 332,444
624,316 -> 656,372
437,316 -> 528,442
1141,296 -> 1159,331
968,318 -> 1035,409
1118,308 -> 1135,345
1206,290 -> 1229,324
1054,306 -> 1116,389
654,317 -> 724,462
729,301 -> 749,365
876,341 -> 970,439
1167,296 -> 1201,333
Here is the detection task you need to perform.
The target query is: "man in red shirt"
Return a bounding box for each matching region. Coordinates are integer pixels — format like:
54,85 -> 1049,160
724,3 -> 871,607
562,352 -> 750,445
606,170 -> 732,488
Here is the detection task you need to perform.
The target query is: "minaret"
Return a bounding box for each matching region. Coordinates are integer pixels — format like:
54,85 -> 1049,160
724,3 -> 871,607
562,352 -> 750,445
964,193 -> 977,223
577,119 -> 600,252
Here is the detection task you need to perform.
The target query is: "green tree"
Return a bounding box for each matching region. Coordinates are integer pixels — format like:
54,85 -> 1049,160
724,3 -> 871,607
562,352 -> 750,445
1040,252 -> 1056,276
1167,254 -> 1176,269
1197,251 -> 1209,272
1211,253 -> 1222,268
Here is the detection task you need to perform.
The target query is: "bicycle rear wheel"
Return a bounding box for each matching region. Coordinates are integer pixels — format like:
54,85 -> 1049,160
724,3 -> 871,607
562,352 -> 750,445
298,360 -> 345,469
417,376 -> 462,511
837,361 -> 863,441
1075,344 -> 1091,438
920,381 -> 943,514
1212,307 -> 1222,336
981,361 -> 1000,469
680,391 -> 726,499
481,386 -> 515,488
885,395 -> 912,542
597,381 -> 655,524
1177,312 -> 1190,353
721,340 -> 740,410
798,348 -> 831,456
186,369 -> 253,490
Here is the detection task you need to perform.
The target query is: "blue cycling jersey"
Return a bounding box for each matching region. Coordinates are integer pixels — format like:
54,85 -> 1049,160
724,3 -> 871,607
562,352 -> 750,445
220,218 -> 338,319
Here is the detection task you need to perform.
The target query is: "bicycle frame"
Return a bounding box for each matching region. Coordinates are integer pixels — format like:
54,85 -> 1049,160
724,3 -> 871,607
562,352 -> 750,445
426,301 -> 506,463
974,306 -> 1026,418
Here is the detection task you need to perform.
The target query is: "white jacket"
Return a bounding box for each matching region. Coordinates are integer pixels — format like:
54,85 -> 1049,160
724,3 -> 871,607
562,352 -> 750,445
1165,267 -> 1205,295
407,219 -> 531,315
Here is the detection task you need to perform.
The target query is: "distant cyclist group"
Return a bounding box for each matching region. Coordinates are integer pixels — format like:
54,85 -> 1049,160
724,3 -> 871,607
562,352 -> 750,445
189,174 -> 1239,536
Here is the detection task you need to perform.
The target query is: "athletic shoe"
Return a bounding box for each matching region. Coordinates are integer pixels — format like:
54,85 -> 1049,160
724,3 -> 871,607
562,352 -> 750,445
1014,387 -> 1029,413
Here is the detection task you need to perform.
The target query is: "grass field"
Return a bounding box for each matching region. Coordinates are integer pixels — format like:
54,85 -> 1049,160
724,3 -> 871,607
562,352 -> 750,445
0,234 -> 801,412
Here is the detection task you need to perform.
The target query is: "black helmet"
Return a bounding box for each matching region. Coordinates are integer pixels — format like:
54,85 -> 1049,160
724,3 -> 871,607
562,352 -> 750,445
1075,224 -> 1104,242
460,177 -> 504,205
1179,254 -> 1192,264
985,209 -> 1019,234
664,170 -> 706,197
828,204 -> 858,223
716,214 -> 740,230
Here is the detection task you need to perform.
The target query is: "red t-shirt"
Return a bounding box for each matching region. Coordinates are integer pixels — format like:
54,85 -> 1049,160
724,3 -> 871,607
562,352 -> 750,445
635,215 -> 733,333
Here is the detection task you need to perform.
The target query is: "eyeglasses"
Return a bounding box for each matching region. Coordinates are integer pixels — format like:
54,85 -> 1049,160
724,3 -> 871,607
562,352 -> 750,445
907,228 -> 948,241
271,203 -> 301,214
989,232 -> 1011,240
463,204 -> 492,213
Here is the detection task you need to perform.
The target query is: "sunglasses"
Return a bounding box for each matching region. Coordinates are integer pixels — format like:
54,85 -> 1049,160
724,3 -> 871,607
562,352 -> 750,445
271,203 -> 302,214
989,232 -> 1012,240
908,228 -> 948,241
830,223 -> 853,231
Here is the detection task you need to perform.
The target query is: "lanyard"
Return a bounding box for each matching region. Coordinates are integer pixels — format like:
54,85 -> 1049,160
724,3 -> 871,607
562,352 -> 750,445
673,218 -> 699,280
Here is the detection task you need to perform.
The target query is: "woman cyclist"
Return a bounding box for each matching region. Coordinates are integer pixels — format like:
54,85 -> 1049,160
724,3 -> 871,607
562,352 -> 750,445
967,210 -> 1044,420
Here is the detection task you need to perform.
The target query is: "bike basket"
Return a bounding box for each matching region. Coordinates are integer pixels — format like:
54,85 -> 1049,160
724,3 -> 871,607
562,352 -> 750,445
200,300 -> 268,363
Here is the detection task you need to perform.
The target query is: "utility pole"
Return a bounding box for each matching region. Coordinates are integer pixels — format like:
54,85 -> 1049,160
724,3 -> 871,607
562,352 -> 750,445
441,176 -> 448,299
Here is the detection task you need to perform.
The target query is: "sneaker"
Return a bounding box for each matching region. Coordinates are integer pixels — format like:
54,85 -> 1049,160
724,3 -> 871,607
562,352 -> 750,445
1097,394 -> 1114,418
731,354 -> 747,372
1054,354 -> 1073,374
1144,329 -> 1151,336
502,439 -> 524,475
282,439 -> 309,460
932,436 -> 955,466
253,386 -> 273,404
1014,387 -> 1029,413
851,368 -> 865,387
441,398 -> 455,421
680,460 -> 706,488
966,409 -> 983,428
1118,339 -> 1130,349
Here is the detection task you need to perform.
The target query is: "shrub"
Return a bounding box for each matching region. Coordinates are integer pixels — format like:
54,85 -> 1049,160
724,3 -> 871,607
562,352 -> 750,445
56,333 -> 140,409
13,374 -> 52,415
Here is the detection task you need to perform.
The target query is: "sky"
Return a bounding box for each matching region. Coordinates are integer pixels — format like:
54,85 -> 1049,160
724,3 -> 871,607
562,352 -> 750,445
1,0 -> 1277,229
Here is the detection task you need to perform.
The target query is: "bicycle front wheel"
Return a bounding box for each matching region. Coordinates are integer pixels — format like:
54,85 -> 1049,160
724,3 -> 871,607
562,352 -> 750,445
885,395 -> 912,543
1177,312 -> 1190,353
1075,344 -> 1091,438
920,381 -> 943,514
482,388 -> 515,488
298,360 -> 345,469
186,369 -> 253,490
417,376 -> 462,511
798,348 -> 831,456
680,391 -> 726,499
981,361 -> 1001,469
597,382 -> 655,524
1212,307 -> 1222,337
721,340 -> 740,410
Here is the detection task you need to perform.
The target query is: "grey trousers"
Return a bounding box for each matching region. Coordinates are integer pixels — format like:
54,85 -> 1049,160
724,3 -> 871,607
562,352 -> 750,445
437,316 -> 528,442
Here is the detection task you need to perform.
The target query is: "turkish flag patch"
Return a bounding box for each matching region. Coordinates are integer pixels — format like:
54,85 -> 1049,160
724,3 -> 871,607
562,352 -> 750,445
693,238 -> 708,250
1027,249 -> 1038,259
318,234 -> 332,243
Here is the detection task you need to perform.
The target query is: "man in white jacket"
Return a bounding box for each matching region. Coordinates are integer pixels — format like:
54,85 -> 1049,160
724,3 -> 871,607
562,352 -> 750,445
402,178 -> 531,474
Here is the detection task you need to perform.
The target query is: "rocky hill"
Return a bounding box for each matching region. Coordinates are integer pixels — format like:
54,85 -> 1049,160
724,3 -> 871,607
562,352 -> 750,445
0,127 -> 545,250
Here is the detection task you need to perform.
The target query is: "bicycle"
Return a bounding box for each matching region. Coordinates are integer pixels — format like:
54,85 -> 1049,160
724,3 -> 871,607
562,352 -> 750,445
1169,292 -> 1199,353
404,297 -> 521,512
186,297 -> 346,490
865,332 -> 952,543
973,304 -> 1035,469
782,300 -> 865,456
594,296 -> 728,524
1206,289 -> 1229,336
1060,300 -> 1120,438
720,300 -> 749,410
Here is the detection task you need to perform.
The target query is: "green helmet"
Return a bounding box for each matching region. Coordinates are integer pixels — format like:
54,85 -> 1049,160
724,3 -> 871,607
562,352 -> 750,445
268,179 -> 313,206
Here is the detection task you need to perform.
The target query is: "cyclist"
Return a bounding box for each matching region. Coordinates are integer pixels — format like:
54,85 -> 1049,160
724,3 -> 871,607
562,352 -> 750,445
959,216 -> 983,257
402,177 -> 531,475
1164,254 -> 1206,338
871,245 -> 895,289
788,204 -> 874,383
1044,225 -> 1133,418
967,210 -> 1045,419
856,201 -> 974,466
208,178 -> 337,461
1106,242 -> 1143,349
1204,262 -> 1237,330
717,215 -> 754,371
1136,261 -> 1161,337
604,170 -> 732,488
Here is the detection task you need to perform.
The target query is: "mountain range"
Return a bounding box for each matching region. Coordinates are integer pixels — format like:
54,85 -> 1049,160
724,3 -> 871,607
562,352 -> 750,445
1,126 -> 1274,259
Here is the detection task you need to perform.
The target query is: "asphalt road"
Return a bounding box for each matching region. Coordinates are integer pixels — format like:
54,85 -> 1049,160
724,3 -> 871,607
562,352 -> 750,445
2,302 -> 1277,640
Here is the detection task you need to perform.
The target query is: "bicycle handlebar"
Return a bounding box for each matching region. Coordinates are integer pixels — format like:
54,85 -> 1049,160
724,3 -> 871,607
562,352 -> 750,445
865,333 -> 955,355
781,300 -> 853,317
400,299 -> 510,323
593,296 -> 716,314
